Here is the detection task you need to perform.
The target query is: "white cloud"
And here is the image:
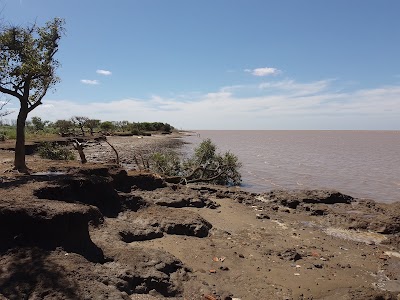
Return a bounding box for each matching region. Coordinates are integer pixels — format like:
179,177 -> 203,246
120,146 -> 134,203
96,69 -> 112,76
7,79 -> 398,130
246,67 -> 280,77
81,79 -> 99,85
259,79 -> 332,96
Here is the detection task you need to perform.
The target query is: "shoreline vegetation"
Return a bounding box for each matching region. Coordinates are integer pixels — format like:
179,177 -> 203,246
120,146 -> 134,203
1,132 -> 400,299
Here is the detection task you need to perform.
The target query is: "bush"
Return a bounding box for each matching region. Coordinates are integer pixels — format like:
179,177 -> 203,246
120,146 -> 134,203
0,126 -> 16,139
150,150 -> 182,176
150,138 -> 242,186
131,129 -> 141,136
37,142 -> 75,160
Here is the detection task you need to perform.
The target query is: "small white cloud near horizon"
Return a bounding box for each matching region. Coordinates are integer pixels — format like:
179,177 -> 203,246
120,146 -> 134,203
81,79 -> 100,85
96,69 -> 112,76
246,67 -> 280,77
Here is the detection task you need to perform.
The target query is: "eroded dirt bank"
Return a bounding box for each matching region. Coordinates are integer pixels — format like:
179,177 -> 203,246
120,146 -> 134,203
0,135 -> 400,299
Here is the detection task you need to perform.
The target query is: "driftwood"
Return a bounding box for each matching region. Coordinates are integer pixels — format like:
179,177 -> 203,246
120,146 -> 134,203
72,136 -> 120,165
104,139 -> 120,165
72,139 -> 87,164
164,163 -> 227,185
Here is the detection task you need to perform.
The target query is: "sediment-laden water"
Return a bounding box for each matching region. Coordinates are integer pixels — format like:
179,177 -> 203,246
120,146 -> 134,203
182,130 -> 400,203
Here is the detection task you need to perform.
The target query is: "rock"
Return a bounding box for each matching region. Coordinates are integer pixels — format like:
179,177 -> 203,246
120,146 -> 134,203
34,174 -> 122,217
278,249 -> 302,261
116,171 -> 167,192
154,196 -> 206,208
256,213 -> 270,219
260,190 -> 353,208
0,199 -> 104,262
121,206 -> 212,238
105,246 -> 189,297
309,208 -> 327,216
118,193 -> 149,211
119,228 -> 164,242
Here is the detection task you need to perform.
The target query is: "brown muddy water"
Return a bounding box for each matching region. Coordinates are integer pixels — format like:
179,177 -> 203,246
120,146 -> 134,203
182,131 -> 400,203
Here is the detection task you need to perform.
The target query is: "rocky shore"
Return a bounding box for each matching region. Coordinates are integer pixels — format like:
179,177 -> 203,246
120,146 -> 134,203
1,135 -> 400,299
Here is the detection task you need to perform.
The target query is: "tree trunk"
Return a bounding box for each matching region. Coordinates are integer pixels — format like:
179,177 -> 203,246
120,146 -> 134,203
14,107 -> 29,172
73,140 -> 87,164
80,126 -> 85,136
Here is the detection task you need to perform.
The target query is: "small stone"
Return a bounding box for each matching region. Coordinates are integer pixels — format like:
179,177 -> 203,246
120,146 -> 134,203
314,263 -> 323,269
256,213 -> 270,220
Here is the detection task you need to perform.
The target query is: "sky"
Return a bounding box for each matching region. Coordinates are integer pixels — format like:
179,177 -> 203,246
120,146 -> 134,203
1,0 -> 400,130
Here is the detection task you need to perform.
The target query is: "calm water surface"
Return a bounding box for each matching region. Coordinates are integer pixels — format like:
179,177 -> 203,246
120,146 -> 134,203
182,131 -> 400,203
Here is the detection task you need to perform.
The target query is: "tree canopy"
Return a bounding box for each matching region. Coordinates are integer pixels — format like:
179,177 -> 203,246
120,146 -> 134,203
0,18 -> 64,171
0,18 -> 64,110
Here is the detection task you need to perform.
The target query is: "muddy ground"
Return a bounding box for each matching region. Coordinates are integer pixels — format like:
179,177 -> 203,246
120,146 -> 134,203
1,134 -> 400,300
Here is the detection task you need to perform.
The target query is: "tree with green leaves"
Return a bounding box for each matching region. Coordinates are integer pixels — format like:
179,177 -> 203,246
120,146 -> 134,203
150,138 -> 242,186
31,116 -> 49,131
84,118 -> 100,135
54,119 -> 74,135
0,18 -> 65,172
100,121 -> 114,133
71,116 -> 88,136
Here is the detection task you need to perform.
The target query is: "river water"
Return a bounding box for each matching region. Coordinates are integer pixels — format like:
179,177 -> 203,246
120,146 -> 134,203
182,131 -> 400,203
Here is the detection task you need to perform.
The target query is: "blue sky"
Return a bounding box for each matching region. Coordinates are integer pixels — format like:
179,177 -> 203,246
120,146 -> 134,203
1,0 -> 400,129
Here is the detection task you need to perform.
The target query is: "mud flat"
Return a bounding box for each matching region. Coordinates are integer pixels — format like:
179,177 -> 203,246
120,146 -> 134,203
1,136 -> 400,299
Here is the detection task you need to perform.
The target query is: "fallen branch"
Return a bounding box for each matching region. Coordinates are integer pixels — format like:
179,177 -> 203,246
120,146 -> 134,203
72,139 -> 87,164
104,138 -> 120,165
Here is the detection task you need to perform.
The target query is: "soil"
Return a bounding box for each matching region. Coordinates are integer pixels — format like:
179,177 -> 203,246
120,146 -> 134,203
1,134 -> 400,300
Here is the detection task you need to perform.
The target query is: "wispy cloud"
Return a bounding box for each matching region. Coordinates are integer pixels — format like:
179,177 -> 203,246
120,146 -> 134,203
245,67 -> 280,77
259,79 -> 333,96
96,69 -> 112,76
80,79 -> 99,85
13,79 -> 399,130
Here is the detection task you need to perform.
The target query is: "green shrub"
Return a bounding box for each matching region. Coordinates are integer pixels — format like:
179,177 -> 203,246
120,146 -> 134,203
131,129 -> 141,136
0,126 -> 16,139
37,142 -> 75,160
150,150 -> 182,176
149,138 -> 242,186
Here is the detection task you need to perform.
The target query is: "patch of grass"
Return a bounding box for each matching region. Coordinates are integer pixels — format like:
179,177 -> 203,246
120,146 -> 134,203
0,126 -> 16,140
0,126 -> 59,141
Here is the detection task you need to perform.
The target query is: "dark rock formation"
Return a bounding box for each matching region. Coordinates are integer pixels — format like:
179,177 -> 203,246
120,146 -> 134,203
121,207 -> 212,238
105,247 -> 189,296
261,190 -> 354,208
0,199 -> 103,262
